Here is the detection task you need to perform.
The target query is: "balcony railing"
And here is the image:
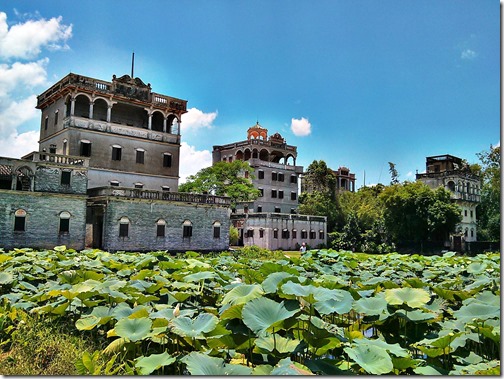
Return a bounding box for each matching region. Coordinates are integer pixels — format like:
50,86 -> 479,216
88,187 -> 231,206
22,151 -> 89,167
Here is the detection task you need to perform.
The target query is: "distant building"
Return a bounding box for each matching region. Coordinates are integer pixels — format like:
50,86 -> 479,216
0,71 -> 231,252
332,167 -> 356,193
416,154 -> 480,250
213,123 -> 327,250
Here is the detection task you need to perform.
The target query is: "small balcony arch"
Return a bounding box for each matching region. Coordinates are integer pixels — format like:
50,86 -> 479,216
74,94 -> 91,118
151,111 -> 164,132
167,114 -> 179,134
93,98 -> 108,121
447,180 -> 456,192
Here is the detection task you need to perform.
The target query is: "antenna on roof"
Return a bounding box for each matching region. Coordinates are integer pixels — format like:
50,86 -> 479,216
131,51 -> 135,78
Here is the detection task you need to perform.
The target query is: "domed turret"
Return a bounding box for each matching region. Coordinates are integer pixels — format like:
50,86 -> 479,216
247,122 -> 268,141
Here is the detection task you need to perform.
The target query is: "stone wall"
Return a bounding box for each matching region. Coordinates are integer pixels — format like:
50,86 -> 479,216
0,190 -> 87,250
35,165 -> 88,194
98,197 -> 230,252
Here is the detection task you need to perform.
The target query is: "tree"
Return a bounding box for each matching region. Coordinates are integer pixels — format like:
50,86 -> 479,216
388,162 -> 399,185
178,160 -> 260,208
302,160 -> 337,197
380,181 -> 462,243
476,145 -> 500,241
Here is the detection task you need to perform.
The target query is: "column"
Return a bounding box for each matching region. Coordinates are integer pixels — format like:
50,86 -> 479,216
163,118 -> 167,133
70,97 -> 76,116
89,101 -> 94,120
107,105 -> 112,122
148,113 -> 152,130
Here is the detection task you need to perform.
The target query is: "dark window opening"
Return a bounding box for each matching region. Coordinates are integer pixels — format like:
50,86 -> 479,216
157,224 -> 165,237
292,230 -> 297,239
259,229 -> 264,238
290,175 -> 297,184
291,192 -> 297,201
136,150 -> 145,164
61,171 -> 71,185
246,229 -> 254,238
213,226 -> 221,238
301,230 -> 308,239
183,225 -> 192,238
258,170 -> 264,179
278,190 -> 284,199
271,190 -> 277,198
54,111 -> 59,125
272,172 -> 277,181
14,216 -> 25,231
119,223 -> 129,237
80,142 -> 92,157
273,229 -> 278,239
274,207 -> 281,213
257,206 -> 262,212
44,117 -> 48,130
259,188 -> 264,197
163,154 -> 172,167
112,146 -> 122,161
59,218 -> 70,234
282,229 -> 289,239
278,173 -> 284,182
310,230 -> 316,239
319,231 -> 325,240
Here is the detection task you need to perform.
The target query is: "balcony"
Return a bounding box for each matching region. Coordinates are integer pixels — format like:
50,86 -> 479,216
22,151 -> 89,167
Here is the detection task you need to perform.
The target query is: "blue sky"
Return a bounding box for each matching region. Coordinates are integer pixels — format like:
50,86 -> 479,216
0,1 -> 500,186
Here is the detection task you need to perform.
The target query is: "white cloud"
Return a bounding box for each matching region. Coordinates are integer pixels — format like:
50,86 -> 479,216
0,130 -> 39,158
0,95 -> 39,134
406,171 -> 414,178
181,107 -> 217,133
461,49 -> 477,60
0,12 -> 72,60
178,142 -> 212,183
290,117 -> 312,136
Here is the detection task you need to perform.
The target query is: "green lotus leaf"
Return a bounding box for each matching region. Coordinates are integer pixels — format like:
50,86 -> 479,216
270,357 -> 313,375
466,262 -> 487,274
150,307 -> 195,320
114,317 -> 152,342
414,364 -> 448,375
0,254 -> 13,263
353,296 -> 389,316
0,271 -> 15,285
183,271 -> 218,282
252,365 -> 274,375
219,303 -> 245,320
452,302 -> 500,323
281,281 -> 317,299
384,288 -> 431,308
314,290 -> 354,315
356,338 -> 409,358
262,272 -> 295,294
76,315 -> 101,331
182,352 -> 252,375
255,333 -> 301,354
135,352 -> 176,375
170,313 -> 218,339
395,309 -> 435,322
464,290 -> 500,307
344,343 -> 393,375
305,358 -> 351,375
185,258 -> 211,269
103,337 -> 127,356
221,284 -> 264,306
242,297 -> 298,336
53,245 -> 67,252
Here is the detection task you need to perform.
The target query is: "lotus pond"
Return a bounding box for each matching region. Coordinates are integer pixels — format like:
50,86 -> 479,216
0,246 -> 500,375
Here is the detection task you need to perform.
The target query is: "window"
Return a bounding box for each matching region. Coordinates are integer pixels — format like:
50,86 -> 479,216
290,175 -> 297,184
319,230 -> 325,240
278,190 -> 284,199
119,216 -> 130,237
80,141 -> 92,157
246,229 -> 254,238
244,205 -> 249,214
110,181 -> 120,186
470,229 -> 474,238
259,229 -> 264,238
257,205 -> 262,212
49,144 -> 56,154
134,183 -> 144,189
258,188 -> 264,197
292,229 -> 297,239
244,171 -> 249,178
14,209 -> 26,232
301,229 -> 308,239
213,221 -> 221,238
63,140 -> 68,155
291,192 -> 297,201
112,145 -> 122,161
183,220 -> 192,238
157,219 -> 166,237
271,190 -> 277,198
54,110 -> 59,125
258,170 -> 264,179
44,117 -> 48,130
278,173 -> 284,182
272,172 -> 277,181
61,171 -> 71,185
162,186 -> 170,192
274,207 -> 281,213
470,210 -> 473,218
273,228 -> 278,239
136,149 -> 145,164
59,211 -> 70,234
310,230 -> 316,239
464,210 -> 467,217
290,208 -> 297,214
282,229 -> 289,239
163,153 -> 172,167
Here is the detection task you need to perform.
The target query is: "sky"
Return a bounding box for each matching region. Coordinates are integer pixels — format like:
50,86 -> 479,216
0,1 -> 500,186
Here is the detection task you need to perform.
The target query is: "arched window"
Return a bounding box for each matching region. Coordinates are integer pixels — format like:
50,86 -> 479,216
156,219 -> 166,237
59,211 -> 71,234
213,221 -> 221,238
183,220 -> 192,238
14,209 -> 26,231
63,139 -> 68,155
119,216 -> 130,237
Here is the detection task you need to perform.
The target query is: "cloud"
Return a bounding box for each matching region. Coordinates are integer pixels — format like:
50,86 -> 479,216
0,12 -> 72,60
178,142 -> 212,183
290,117 -> 312,136
461,49 -> 477,60
406,171 -> 414,178
181,107 -> 217,133
0,130 -> 39,158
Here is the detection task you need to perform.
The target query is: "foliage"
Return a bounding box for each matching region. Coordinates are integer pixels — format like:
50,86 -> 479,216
229,226 -> 239,245
178,160 -> 260,208
388,162 -> 400,185
0,246 -> 500,375
476,145 -> 500,241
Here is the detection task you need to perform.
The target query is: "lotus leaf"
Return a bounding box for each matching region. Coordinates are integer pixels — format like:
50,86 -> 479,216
466,262 -> 487,274
384,287 -> 430,308
453,302 -> 500,323
221,284 -> 264,305
114,317 -> 152,342
344,342 -> 393,375
242,297 -> 299,336
76,315 -> 101,331
254,333 -> 301,354
270,357 -> 314,375
353,296 -> 389,316
305,358 -> 351,375
262,272 -> 296,294
135,352 -> 176,375
314,290 -> 354,315
219,303 -> 244,320
0,271 -> 15,285
103,337 -> 127,355
182,352 -> 252,375
170,313 -> 218,338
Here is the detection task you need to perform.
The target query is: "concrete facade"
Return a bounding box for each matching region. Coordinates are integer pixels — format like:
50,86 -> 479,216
416,154 -> 481,248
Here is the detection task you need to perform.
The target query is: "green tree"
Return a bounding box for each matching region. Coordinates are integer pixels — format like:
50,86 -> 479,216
380,181 -> 462,243
178,160 -> 260,208
388,162 -> 399,185
476,145 -> 500,241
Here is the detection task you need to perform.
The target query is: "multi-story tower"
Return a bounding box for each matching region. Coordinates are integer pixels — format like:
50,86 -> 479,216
333,166 -> 356,193
36,72 -> 187,191
212,122 -> 303,214
416,154 -> 480,248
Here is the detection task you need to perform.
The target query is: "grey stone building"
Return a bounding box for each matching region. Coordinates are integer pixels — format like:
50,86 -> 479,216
213,123 -> 327,249
416,154 -> 481,250
0,71 -> 231,252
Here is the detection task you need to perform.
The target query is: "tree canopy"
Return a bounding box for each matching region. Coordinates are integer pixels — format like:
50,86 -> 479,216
178,160 -> 260,208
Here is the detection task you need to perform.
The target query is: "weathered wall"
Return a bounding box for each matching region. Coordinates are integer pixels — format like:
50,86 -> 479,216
99,197 -> 231,252
0,190 -> 87,250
